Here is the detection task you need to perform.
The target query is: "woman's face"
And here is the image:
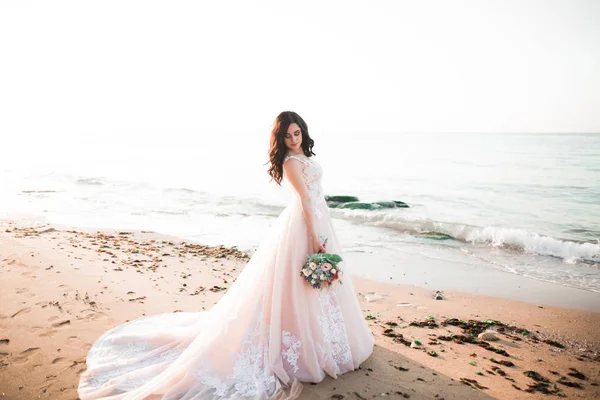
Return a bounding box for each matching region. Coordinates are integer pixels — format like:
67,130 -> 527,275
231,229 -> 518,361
284,123 -> 303,152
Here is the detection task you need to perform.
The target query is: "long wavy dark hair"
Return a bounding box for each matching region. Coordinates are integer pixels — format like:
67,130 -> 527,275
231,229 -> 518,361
267,111 -> 315,185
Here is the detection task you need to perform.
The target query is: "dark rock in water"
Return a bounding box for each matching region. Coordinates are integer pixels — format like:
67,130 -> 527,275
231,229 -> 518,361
325,196 -> 360,209
413,232 -> 453,241
327,197 -> 411,210
427,233 -> 453,240
325,195 -> 359,203
373,201 -> 397,208
336,200 -> 410,210
326,201 -> 343,208
372,201 -> 409,209
337,202 -> 377,210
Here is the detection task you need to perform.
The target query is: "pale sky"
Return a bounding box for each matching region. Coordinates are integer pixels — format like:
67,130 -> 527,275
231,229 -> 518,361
1,0 -> 599,143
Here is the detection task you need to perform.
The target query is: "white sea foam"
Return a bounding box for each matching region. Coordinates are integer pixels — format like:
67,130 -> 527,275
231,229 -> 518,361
336,210 -> 600,264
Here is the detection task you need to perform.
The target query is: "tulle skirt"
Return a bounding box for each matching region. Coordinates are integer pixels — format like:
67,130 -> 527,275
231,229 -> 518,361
78,199 -> 374,399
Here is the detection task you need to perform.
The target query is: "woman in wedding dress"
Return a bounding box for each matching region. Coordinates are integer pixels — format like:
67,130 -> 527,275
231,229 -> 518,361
78,111 -> 374,400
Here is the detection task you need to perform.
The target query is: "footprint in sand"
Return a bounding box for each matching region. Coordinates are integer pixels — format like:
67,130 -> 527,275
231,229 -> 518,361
21,347 -> 40,354
51,320 -> 71,328
80,309 -> 107,321
37,328 -> 58,338
51,356 -> 66,364
66,336 -> 84,346
11,307 -> 31,318
12,356 -> 29,365
57,284 -> 76,294
12,347 -> 40,365
6,259 -> 26,267
15,288 -> 36,298
29,326 -> 47,334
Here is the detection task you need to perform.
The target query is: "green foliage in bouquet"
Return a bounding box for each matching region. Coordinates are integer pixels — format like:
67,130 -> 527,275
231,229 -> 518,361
301,239 -> 344,289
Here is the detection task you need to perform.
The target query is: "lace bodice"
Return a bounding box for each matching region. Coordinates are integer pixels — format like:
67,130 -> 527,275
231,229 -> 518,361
283,154 -> 325,206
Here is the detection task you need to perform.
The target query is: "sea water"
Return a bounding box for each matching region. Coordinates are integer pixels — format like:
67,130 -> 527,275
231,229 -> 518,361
1,132 -> 599,293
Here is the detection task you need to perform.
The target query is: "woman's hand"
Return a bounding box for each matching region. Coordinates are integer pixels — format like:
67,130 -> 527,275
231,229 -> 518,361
312,238 -> 326,254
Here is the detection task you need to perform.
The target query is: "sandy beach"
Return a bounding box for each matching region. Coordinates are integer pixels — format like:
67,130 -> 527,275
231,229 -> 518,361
1,221 -> 599,400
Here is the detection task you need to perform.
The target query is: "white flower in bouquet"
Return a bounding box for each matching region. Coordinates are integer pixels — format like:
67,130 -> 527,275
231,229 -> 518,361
309,262 -> 317,270
331,269 -> 336,274
303,269 -> 311,277
320,274 -> 326,280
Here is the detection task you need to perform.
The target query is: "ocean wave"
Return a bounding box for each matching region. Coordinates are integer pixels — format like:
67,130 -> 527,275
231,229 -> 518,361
565,228 -> 600,240
214,196 -> 284,216
336,210 -> 600,264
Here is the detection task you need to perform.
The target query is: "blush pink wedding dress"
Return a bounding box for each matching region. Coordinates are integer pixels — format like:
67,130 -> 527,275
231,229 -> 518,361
78,154 -> 374,400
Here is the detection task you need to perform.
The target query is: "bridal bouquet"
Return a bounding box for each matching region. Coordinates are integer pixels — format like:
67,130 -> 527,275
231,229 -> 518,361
300,238 -> 344,289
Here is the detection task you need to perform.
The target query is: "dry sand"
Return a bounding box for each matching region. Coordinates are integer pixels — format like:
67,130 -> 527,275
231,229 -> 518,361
0,221 -> 599,400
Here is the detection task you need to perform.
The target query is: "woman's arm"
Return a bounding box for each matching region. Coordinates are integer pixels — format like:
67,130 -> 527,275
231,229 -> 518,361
283,159 -> 326,254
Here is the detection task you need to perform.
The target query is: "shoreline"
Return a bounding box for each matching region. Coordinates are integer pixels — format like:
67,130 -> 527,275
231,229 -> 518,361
342,245 -> 600,313
0,220 -> 599,399
4,212 -> 600,312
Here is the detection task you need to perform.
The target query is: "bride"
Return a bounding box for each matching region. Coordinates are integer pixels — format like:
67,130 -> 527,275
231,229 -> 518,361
78,111 -> 374,399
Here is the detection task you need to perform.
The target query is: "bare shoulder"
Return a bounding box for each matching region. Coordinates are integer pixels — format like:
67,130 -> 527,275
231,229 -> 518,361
283,157 -> 303,173
284,154 -> 309,165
